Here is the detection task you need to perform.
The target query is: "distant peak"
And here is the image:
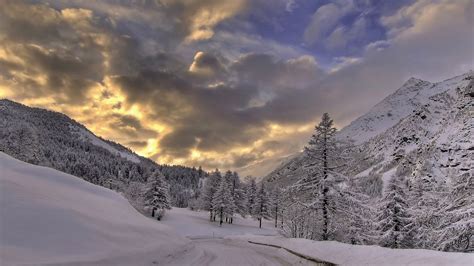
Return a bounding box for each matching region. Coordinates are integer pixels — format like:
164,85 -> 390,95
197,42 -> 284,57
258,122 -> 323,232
404,77 -> 428,86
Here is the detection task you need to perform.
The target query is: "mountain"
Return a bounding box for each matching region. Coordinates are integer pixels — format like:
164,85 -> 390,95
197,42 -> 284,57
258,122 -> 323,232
265,71 -> 473,190
0,151 -> 185,265
0,99 -> 206,207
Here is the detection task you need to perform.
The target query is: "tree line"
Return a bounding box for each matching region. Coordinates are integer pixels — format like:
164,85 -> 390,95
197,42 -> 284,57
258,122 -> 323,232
191,113 -> 472,252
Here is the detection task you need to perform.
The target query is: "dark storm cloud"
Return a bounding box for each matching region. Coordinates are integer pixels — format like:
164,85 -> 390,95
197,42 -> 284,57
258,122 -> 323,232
110,114 -> 158,138
107,48 -> 328,159
0,2 -> 109,103
1,0 -> 472,175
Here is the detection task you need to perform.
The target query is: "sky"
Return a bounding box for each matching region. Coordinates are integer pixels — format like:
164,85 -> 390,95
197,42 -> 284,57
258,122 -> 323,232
0,0 -> 473,177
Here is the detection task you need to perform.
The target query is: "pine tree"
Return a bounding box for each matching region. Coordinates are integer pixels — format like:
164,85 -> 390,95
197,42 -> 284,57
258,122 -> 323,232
252,183 -> 271,228
230,171 -> 247,221
435,172 -> 473,252
212,174 -> 236,226
143,170 -> 171,219
290,113 -> 356,241
246,178 -> 257,215
377,175 -> 414,248
269,188 -> 282,228
199,169 -> 222,221
408,174 -> 445,249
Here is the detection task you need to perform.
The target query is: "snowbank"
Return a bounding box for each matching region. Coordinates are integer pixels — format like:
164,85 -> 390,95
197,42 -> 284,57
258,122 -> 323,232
0,152 -> 185,265
235,236 -> 474,266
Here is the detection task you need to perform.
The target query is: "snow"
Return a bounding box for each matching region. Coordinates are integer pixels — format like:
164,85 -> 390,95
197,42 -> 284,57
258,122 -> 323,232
2,150 -> 472,265
161,208 -> 278,239
235,236 -> 474,266
71,125 -> 141,163
0,152 -> 184,265
337,72 -> 471,145
159,208 -> 315,266
0,153 -> 311,266
381,167 -> 397,193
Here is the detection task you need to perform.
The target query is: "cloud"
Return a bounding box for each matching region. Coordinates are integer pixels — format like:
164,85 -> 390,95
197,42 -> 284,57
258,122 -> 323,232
304,2 -> 351,46
188,51 -> 228,83
159,0 -> 247,43
0,0 -> 472,176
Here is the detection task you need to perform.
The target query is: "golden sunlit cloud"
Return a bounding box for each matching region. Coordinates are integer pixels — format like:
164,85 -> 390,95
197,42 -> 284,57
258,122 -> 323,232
2,0 -> 470,177
182,1 -> 247,42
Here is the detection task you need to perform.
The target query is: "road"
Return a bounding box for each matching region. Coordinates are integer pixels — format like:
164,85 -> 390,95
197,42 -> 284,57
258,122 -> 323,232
161,238 -> 320,266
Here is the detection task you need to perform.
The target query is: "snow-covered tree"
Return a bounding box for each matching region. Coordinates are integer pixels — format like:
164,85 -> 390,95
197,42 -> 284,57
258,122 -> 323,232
252,183 -> 271,228
199,169 -> 222,221
290,113 -> 358,241
435,172 -> 473,252
407,173 -> 445,249
230,171 -> 247,220
377,175 -> 414,248
143,170 -> 171,219
269,188 -> 282,228
246,177 -> 257,215
212,174 -> 236,226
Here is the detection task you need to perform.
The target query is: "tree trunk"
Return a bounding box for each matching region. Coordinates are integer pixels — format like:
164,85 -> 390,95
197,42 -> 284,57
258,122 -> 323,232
219,206 -> 223,226
275,205 -> 278,228
322,133 -> 329,241
259,218 -> 262,228
281,211 -> 284,228
152,208 -> 156,217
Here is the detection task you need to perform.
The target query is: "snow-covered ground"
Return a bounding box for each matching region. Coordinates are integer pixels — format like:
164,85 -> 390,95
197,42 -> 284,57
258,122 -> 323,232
161,207 -> 278,239
1,151 -> 472,265
0,152 -> 184,265
234,236 -> 474,266
0,152 -> 314,266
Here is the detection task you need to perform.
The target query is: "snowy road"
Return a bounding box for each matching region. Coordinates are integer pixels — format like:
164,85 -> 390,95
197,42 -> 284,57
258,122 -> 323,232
156,208 -> 321,265
161,238 -> 319,266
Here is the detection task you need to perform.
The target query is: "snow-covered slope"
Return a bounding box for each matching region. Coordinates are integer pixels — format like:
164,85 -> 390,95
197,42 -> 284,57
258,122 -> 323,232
0,99 -> 141,164
265,71 -> 473,189
337,77 -> 433,144
237,236 -> 474,266
0,152 -> 185,265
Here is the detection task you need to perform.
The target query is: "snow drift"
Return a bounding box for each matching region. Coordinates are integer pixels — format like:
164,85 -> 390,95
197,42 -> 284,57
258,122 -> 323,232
0,152 -> 185,265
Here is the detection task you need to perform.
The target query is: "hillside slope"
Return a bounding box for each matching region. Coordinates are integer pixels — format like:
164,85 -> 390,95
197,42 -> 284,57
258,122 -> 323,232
0,152 -> 186,265
265,71 -> 473,190
0,100 -> 206,207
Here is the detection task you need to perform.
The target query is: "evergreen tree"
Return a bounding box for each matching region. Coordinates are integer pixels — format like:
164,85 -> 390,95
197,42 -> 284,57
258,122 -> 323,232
246,178 -> 257,215
435,172 -> 473,252
252,183 -> 271,228
199,169 -> 222,221
212,174 -> 236,226
408,174 -> 445,249
230,171 -> 247,221
143,170 -> 171,219
269,188 -> 282,228
377,175 -> 414,248
290,113 -> 357,241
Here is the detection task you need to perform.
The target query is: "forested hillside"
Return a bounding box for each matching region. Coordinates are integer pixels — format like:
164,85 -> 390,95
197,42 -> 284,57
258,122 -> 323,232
0,99 -> 206,207
262,72 -> 473,252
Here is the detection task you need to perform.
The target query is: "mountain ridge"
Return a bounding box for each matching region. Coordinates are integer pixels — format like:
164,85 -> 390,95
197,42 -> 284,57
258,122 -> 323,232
264,71 -> 473,188
0,99 -> 207,207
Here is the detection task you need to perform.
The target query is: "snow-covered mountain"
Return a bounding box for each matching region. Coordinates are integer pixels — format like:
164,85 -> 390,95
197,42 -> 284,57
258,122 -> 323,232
0,99 -> 142,165
0,99 -> 206,207
265,71 -> 473,190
